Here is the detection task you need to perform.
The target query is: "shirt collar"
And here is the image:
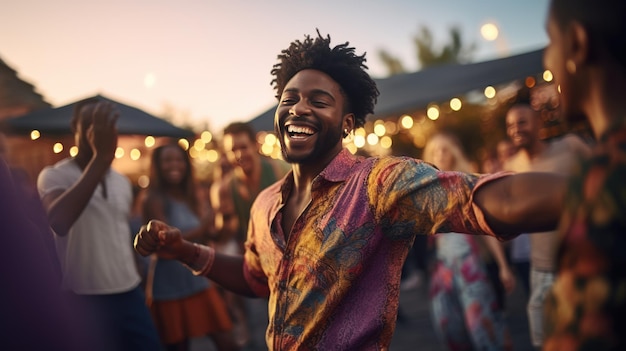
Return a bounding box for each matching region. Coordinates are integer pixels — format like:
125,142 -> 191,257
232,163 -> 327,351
277,148 -> 359,202
317,148 -> 360,183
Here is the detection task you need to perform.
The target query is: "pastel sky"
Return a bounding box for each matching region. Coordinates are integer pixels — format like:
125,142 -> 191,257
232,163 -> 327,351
1,0 -> 549,133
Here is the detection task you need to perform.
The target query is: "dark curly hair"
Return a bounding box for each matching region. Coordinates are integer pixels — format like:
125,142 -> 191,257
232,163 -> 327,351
270,30 -> 379,128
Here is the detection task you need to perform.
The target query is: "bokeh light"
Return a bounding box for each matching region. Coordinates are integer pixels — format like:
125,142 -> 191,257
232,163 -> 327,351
481,23 -> 499,41
53,143 -> 63,154
484,86 -> 496,99
144,136 -> 155,147
450,98 -> 462,111
543,70 -> 553,82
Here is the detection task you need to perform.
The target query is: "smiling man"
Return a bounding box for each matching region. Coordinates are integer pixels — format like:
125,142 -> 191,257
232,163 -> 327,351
135,31 -> 568,350
503,102 -> 591,349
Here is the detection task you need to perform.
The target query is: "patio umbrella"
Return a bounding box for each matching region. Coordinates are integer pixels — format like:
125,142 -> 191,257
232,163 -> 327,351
3,94 -> 195,138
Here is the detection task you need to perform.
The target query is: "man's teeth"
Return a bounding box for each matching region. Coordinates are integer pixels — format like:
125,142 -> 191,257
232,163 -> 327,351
287,125 -> 315,135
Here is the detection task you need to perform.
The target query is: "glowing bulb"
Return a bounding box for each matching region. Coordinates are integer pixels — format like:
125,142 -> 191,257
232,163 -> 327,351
178,139 -> 189,150
115,147 -> 125,159
30,130 -> 40,140
265,133 -> 277,145
261,143 -> 273,155
207,149 -> 219,162
427,106 -> 440,120
484,86 -> 496,99
69,146 -> 78,157
374,124 -> 386,136
543,70 -> 553,82
354,135 -> 366,148
201,131 -> 212,143
400,115 -> 414,129
450,98 -> 462,111
193,139 -> 205,151
144,136 -> 155,148
130,148 -> 141,161
367,133 -> 379,145
380,136 -> 392,149
53,143 -> 63,154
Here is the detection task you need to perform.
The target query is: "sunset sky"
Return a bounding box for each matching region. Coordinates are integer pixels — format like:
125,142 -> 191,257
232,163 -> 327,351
1,0 -> 549,133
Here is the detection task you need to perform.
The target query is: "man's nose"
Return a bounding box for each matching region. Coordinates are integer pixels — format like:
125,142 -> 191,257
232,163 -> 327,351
289,100 -> 311,116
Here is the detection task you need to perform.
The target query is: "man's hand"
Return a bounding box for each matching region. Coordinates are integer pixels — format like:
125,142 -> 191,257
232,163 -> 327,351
87,101 -> 119,165
134,220 -> 184,258
499,265 -> 516,294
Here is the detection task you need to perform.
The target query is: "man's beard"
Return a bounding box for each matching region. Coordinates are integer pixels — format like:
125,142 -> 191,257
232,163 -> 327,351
280,124 -> 343,164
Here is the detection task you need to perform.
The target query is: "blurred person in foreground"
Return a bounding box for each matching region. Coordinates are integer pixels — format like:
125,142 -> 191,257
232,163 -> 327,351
423,132 -> 516,351
502,102 -> 591,349
135,30 -> 568,350
539,0 -> 626,349
0,140 -> 93,350
38,98 -> 160,351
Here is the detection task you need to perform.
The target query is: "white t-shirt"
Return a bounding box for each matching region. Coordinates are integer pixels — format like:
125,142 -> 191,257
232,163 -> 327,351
37,158 -> 140,294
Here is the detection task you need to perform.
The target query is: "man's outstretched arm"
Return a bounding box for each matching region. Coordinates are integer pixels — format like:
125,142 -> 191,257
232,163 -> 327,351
473,172 -> 567,236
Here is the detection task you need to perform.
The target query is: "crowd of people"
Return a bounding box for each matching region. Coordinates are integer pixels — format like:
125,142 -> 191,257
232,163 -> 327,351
2,0 -> 625,350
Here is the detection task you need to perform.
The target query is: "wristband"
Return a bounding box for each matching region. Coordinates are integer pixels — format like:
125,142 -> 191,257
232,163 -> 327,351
185,243 -> 215,276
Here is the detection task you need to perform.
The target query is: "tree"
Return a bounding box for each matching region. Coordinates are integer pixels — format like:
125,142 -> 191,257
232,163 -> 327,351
378,26 -> 485,164
378,25 -> 476,75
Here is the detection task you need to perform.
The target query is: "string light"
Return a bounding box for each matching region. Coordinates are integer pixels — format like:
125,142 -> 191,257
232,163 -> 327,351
543,70 -> 553,82
484,86 -> 496,99
144,136 -> 155,147
53,143 -> 63,154
400,115 -> 414,129
178,139 -> 190,150
427,106 -> 440,120
450,98 -> 462,111
200,131 -> 213,143
115,147 -> 125,159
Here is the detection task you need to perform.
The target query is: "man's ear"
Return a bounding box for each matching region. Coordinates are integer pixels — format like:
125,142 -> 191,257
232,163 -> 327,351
569,20 -> 590,67
343,113 -> 355,137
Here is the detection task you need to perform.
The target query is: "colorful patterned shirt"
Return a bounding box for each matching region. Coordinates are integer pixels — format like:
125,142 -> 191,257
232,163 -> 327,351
242,149 -> 508,350
543,126 -> 626,351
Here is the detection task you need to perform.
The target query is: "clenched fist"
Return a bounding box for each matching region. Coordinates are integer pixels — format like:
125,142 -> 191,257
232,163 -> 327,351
134,220 -> 184,259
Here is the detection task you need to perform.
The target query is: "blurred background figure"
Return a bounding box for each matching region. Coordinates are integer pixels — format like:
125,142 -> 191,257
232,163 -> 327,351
423,131 -> 516,351
502,101 -> 590,349
211,122 -> 289,348
37,98 -> 160,351
142,143 -> 239,351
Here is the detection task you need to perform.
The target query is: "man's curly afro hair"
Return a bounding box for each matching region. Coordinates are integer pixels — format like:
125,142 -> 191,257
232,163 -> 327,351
270,30 -> 379,128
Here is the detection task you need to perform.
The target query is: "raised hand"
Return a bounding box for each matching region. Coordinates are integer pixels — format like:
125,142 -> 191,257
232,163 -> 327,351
134,220 -> 184,258
87,101 -> 119,165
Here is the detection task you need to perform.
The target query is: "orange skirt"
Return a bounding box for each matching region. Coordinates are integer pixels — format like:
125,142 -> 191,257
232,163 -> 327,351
150,286 -> 234,345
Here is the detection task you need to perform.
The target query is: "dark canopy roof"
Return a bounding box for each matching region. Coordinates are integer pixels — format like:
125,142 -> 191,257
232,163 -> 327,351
247,48 -> 545,132
3,94 -> 195,138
